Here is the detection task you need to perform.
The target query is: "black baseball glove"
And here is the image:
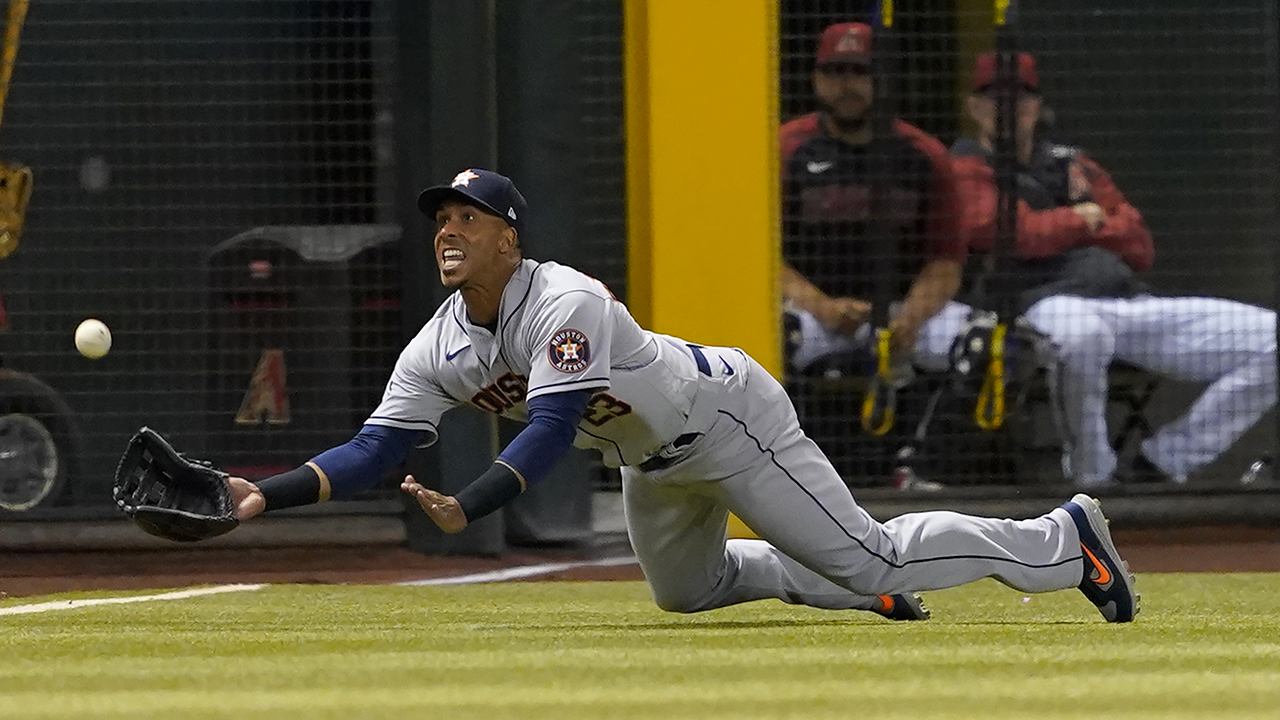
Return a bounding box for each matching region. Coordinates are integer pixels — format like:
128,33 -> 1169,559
113,427 -> 239,542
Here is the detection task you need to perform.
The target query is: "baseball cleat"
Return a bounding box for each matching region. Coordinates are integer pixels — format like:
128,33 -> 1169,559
875,593 -> 930,621
1063,493 -> 1139,623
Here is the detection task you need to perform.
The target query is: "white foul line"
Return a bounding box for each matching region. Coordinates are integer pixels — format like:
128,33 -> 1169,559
0,584 -> 265,616
1,557 -> 638,612
398,555 -> 638,586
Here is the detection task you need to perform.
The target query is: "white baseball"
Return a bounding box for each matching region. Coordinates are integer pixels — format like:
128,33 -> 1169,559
75,318 -> 112,359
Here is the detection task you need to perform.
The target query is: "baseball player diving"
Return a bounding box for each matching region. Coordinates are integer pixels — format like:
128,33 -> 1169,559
222,168 -> 1139,623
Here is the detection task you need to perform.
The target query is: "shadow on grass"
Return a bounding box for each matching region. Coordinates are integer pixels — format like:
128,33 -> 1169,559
537,617 -> 1091,631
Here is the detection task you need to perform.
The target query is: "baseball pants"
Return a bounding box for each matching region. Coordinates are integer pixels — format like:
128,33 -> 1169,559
623,346 -> 1084,613
787,301 -> 970,374
1021,294 -> 1277,485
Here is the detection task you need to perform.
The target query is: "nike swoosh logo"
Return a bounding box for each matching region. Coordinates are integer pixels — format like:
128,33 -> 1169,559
806,160 -> 834,174
720,357 -> 735,376
1080,543 -> 1113,588
445,345 -> 471,361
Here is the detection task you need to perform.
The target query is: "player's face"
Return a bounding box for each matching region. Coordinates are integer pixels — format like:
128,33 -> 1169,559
433,200 -> 517,289
967,89 -> 1042,147
813,64 -> 873,124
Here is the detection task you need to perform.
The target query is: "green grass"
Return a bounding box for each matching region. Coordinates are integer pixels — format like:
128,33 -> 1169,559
3,575 -> 1280,719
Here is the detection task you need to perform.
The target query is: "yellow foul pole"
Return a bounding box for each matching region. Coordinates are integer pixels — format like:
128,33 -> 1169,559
626,1 -> 776,538
625,0 -> 780,376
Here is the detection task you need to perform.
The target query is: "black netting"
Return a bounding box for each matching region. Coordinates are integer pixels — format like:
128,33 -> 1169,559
779,0 -> 1277,493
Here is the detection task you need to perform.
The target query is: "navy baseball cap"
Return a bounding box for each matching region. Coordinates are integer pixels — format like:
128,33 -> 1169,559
416,168 -> 527,239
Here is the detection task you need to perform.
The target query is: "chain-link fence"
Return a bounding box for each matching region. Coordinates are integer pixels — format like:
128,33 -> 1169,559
779,0 -> 1277,494
0,0 -> 1275,523
0,0 -> 399,512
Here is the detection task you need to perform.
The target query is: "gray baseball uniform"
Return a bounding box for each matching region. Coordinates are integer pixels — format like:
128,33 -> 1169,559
368,258 -> 1087,612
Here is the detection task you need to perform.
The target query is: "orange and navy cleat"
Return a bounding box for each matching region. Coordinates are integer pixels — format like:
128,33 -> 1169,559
1064,494 -> 1140,623
875,593 -> 930,621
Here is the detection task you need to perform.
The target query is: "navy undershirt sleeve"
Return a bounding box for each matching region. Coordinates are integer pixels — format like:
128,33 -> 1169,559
497,389 -> 592,486
310,424 -> 421,500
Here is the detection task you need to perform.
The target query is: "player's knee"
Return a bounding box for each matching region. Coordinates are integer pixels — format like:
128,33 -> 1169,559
650,589 -> 710,614
648,576 -> 726,614
1052,325 -> 1114,365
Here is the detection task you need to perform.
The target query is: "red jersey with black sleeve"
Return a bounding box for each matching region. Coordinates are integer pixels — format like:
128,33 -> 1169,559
950,138 -> 1154,312
950,139 -> 1153,271
779,114 -> 964,300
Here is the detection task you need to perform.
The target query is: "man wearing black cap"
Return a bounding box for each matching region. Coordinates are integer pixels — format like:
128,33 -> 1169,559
780,22 -> 969,381
213,167 -> 1140,625
951,52 -> 1277,488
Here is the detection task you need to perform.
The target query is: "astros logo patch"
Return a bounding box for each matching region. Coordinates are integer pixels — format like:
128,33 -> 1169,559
549,329 -> 590,373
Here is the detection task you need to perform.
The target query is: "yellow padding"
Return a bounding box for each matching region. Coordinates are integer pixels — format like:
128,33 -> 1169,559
975,322 -> 1007,430
860,328 -> 896,436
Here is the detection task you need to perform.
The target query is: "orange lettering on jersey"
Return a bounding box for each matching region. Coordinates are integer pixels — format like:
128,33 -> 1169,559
235,349 -> 291,425
472,389 -> 508,414
496,373 -> 529,403
471,373 -> 529,414
584,392 -> 632,427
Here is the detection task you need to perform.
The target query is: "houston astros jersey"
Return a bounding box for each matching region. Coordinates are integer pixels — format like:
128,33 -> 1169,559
365,259 -> 713,468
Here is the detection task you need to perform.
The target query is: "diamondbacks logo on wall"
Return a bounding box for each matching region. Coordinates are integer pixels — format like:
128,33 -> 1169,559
548,329 -> 590,373
236,349 -> 290,425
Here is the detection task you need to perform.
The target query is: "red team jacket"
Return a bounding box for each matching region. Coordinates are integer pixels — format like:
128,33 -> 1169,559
779,113 -> 964,301
950,140 -> 1154,272
949,138 -> 1156,311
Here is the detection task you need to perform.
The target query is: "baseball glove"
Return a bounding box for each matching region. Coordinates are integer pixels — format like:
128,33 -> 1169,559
113,427 -> 239,542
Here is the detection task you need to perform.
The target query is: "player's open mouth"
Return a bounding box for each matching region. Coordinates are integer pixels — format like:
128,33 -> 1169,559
441,248 -> 465,271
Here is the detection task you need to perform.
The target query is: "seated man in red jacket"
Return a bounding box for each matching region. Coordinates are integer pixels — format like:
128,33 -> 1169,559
950,52 -> 1277,487
780,22 -> 969,382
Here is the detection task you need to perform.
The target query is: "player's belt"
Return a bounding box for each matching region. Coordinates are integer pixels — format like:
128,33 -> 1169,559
637,432 -> 702,473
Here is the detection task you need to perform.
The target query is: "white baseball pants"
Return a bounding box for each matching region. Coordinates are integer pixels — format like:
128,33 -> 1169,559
623,346 -> 1084,613
1021,294 -> 1277,485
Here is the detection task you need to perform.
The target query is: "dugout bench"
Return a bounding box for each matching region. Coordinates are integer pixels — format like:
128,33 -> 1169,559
786,353 -> 1162,491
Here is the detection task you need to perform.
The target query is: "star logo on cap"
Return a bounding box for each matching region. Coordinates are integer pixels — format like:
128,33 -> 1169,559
452,170 -> 480,188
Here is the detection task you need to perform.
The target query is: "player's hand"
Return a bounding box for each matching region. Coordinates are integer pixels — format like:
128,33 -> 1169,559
888,316 -> 920,357
1071,202 -> 1107,234
401,475 -> 468,533
227,477 -> 266,521
817,298 -> 871,335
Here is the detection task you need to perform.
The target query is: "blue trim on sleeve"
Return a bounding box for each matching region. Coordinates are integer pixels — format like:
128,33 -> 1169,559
527,376 -> 610,394
311,424 -> 421,500
497,389 -> 591,486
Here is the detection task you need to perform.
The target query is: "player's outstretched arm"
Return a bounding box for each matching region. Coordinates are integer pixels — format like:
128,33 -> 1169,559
239,425 -> 419,520
400,390 -> 594,532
